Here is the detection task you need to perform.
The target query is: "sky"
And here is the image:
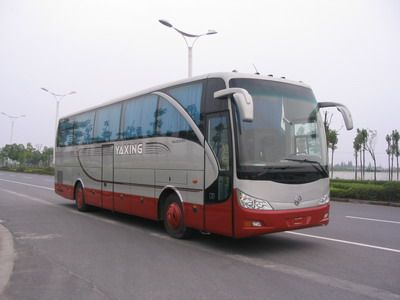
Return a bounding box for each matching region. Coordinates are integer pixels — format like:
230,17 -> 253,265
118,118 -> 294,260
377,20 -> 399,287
1,0 -> 399,167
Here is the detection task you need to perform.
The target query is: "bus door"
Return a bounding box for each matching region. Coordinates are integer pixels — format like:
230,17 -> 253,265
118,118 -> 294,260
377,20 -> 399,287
204,112 -> 234,236
101,144 -> 114,210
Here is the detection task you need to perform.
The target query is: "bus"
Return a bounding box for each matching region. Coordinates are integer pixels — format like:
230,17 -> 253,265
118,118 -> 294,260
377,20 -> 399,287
55,72 -> 352,239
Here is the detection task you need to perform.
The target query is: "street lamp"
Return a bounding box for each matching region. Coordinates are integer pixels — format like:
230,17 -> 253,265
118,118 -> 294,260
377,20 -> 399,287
1,112 -> 26,144
41,88 -> 76,163
159,19 -> 217,77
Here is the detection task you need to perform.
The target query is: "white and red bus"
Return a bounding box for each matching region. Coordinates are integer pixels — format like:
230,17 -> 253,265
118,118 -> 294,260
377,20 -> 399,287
55,72 -> 352,238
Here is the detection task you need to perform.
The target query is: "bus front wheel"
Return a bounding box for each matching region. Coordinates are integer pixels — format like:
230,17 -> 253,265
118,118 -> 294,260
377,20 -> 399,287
75,183 -> 89,212
163,194 -> 192,239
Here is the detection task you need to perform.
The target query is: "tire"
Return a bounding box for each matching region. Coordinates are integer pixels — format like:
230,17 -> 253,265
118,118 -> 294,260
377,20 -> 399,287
163,194 -> 192,239
75,183 -> 90,212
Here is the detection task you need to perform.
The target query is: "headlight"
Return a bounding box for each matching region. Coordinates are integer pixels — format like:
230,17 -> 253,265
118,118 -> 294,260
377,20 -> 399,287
319,193 -> 330,204
238,190 -> 273,210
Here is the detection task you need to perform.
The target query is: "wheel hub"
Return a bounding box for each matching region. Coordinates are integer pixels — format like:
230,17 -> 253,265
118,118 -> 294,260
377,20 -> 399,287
166,203 -> 182,229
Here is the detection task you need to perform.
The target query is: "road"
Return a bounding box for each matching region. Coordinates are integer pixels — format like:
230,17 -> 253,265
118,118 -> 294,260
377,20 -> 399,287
0,170 -> 399,300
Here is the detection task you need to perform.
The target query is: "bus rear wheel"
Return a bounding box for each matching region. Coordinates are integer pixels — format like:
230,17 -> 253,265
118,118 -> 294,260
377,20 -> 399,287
163,194 -> 192,239
75,183 -> 89,212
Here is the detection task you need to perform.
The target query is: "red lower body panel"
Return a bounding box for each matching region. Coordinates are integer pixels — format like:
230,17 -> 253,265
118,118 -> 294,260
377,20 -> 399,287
204,199 -> 233,236
55,184 -> 329,238
54,184 -> 197,226
55,183 -> 74,200
116,194 -> 158,220
183,203 -> 204,231
85,188 -> 102,207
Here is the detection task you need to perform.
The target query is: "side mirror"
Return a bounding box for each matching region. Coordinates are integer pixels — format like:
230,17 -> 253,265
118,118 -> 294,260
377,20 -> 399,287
214,88 -> 254,122
318,102 -> 353,130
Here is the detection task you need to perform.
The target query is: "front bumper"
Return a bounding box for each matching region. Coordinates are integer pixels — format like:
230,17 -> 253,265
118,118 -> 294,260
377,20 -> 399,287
234,199 -> 329,238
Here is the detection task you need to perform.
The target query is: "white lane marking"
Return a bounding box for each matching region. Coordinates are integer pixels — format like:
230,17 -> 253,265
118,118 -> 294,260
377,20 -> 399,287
346,215 -> 400,225
149,232 -> 172,240
0,178 -> 52,191
226,254 -> 400,300
70,210 -> 120,226
0,187 -> 119,227
16,233 -> 61,241
146,233 -> 400,300
286,231 -> 400,254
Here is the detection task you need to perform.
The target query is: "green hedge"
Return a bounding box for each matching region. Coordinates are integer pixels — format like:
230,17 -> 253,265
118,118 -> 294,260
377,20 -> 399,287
330,180 -> 400,202
0,166 -> 54,176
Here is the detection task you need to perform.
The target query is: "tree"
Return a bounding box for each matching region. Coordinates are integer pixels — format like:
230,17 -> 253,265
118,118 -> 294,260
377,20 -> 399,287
41,147 -> 53,167
360,129 -> 368,180
327,129 -> 338,178
355,129 -> 367,180
1,144 -> 25,164
392,130 -> 399,180
323,111 -> 333,138
365,129 -> 377,181
0,143 -> 54,168
353,137 -> 361,180
386,134 -> 392,181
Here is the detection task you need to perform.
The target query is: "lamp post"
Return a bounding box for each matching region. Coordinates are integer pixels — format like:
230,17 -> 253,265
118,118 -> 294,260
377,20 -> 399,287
1,112 -> 26,144
40,88 -> 76,163
159,19 -> 217,77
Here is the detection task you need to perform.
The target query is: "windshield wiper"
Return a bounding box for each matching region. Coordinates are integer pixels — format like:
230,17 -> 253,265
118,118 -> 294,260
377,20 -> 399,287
282,158 -> 329,177
255,166 -> 291,178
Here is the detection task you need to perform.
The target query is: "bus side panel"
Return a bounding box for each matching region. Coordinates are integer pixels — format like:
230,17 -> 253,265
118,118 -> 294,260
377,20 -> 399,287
85,185 -> 101,207
79,165 -> 101,207
113,169 -> 131,213
129,194 -> 158,220
55,148 -> 75,200
77,147 -> 102,207
183,170 -> 205,230
183,203 -> 204,230
114,166 -> 157,219
151,137 -> 205,229
113,138 -> 157,218
101,145 -> 114,210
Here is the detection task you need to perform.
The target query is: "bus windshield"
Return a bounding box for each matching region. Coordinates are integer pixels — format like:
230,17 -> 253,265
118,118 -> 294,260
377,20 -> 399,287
230,78 -> 328,183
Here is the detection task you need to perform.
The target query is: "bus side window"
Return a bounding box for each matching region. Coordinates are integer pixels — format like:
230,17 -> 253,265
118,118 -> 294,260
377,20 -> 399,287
57,118 -> 74,147
74,112 -> 95,145
165,82 -> 203,126
94,104 -> 122,143
156,98 -> 199,143
206,113 -> 232,202
121,95 -> 158,139
208,115 -> 230,171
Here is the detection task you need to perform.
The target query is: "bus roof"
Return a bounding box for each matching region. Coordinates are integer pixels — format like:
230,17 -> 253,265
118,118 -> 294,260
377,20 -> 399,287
60,72 -> 311,120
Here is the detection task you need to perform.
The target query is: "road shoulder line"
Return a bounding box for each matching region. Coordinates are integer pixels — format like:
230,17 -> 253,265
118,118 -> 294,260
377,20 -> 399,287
0,178 -> 52,191
0,223 -> 15,296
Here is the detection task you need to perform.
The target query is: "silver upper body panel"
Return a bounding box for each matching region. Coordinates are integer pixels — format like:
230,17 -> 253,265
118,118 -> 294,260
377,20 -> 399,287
60,72 -> 310,120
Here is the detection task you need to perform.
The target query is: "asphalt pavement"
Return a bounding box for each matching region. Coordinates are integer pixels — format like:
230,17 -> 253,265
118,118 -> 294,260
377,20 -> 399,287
0,170 -> 399,300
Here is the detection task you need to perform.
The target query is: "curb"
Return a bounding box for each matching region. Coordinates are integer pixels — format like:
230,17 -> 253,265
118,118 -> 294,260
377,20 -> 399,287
331,198 -> 400,207
0,222 -> 14,297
